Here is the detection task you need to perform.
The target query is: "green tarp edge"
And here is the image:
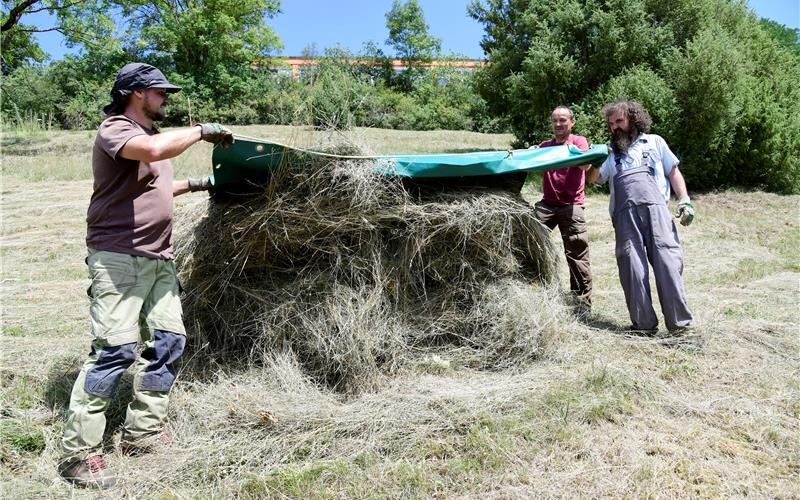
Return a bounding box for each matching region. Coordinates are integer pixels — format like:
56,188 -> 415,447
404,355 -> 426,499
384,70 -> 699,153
210,135 -> 609,189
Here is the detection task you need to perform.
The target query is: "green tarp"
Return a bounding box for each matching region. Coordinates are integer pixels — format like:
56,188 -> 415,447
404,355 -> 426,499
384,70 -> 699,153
210,135 -> 609,192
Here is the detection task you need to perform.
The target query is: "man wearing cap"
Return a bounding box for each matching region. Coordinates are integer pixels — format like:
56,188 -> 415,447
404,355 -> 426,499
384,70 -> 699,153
58,63 -> 233,489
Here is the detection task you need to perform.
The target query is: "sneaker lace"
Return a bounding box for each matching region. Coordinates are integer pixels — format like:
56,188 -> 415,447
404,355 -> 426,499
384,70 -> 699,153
86,454 -> 106,473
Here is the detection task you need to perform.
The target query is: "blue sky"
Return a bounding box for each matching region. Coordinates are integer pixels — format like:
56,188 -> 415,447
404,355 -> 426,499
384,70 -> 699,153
27,0 -> 800,60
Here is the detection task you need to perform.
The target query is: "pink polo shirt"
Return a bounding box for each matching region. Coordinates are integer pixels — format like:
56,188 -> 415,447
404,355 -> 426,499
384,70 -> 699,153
538,133 -> 589,206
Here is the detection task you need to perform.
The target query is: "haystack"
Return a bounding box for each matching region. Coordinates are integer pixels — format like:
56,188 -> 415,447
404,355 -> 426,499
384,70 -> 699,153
174,144 -> 566,393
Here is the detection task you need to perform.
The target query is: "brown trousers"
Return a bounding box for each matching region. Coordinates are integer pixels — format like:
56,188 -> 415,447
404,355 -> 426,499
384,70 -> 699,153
534,201 -> 592,307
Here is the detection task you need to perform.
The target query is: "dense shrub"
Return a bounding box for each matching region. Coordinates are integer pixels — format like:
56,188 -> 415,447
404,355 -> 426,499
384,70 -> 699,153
469,0 -> 800,192
299,55 -> 374,130
1,66 -> 63,123
1,51 -> 500,136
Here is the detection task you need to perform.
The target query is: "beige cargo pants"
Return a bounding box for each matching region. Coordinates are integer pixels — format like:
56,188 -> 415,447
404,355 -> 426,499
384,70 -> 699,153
61,249 -> 186,460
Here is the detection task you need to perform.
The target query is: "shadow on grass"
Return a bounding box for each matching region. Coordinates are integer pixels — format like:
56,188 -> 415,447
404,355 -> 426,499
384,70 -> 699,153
584,313 -> 704,350
583,314 -> 658,338
581,314 -> 629,332
44,355 -> 138,448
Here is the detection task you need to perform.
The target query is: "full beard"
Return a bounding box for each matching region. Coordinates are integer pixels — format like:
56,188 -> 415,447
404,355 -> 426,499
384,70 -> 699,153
143,94 -> 166,121
144,106 -> 165,121
611,125 -> 639,153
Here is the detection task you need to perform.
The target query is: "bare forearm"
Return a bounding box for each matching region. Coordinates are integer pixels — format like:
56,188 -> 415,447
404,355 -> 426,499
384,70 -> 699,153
173,179 -> 191,197
121,126 -> 201,163
669,166 -> 689,200
585,165 -> 601,183
141,127 -> 201,161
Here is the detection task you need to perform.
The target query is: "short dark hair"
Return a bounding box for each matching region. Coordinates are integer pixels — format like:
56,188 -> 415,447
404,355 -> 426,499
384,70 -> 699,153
602,100 -> 651,133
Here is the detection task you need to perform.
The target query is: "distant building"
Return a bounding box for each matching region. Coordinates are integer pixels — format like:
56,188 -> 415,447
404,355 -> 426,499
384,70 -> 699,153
254,56 -> 486,79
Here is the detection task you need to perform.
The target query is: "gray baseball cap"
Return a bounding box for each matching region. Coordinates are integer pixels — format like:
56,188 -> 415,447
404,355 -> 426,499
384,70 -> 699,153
112,63 -> 181,93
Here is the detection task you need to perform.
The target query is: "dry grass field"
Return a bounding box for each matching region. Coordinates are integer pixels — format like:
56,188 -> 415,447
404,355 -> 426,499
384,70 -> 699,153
1,126 -> 798,498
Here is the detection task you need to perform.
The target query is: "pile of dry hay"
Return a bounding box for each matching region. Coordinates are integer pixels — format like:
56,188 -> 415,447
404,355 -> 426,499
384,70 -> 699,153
174,145 -> 568,393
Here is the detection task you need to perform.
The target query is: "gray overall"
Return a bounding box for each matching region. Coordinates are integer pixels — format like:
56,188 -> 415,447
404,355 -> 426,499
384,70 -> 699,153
612,152 -> 693,331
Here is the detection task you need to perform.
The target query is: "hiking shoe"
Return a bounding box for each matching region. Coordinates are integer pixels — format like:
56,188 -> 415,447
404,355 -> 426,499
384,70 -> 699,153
119,430 -> 173,456
58,453 -> 116,489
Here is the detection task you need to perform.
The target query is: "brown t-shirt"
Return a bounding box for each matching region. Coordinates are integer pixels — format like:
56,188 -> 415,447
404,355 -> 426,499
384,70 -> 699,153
86,115 -> 175,259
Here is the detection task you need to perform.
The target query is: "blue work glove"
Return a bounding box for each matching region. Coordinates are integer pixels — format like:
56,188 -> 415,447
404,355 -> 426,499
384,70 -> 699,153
675,196 -> 694,226
197,123 -> 234,148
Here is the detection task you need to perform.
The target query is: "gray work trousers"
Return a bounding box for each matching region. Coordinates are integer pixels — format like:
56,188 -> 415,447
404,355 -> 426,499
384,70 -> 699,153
613,204 -> 693,331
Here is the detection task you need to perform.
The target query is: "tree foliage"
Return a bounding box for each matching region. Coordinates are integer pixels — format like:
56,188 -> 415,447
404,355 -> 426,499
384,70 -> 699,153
1,1 -> 66,72
1,0 -> 282,81
118,0 -> 281,86
759,18 -> 800,57
468,0 -> 800,192
1,0 -> 286,128
385,0 -> 442,65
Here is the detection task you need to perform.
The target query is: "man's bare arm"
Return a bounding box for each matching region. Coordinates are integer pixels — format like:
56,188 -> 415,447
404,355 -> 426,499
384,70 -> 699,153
173,180 -> 191,197
120,126 -> 201,163
668,165 -> 689,200
585,165 -> 601,183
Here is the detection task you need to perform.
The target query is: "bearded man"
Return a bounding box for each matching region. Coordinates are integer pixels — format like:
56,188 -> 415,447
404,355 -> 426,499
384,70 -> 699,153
586,100 -> 695,334
58,63 -> 233,489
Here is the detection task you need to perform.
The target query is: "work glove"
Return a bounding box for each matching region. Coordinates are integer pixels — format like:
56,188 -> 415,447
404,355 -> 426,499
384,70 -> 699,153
675,196 -> 694,226
198,123 -> 234,148
188,176 -> 212,192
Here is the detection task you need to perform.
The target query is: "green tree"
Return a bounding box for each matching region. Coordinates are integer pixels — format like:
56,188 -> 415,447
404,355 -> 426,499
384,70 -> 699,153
408,66 -> 486,131
2,0 -> 286,128
4,0 -> 283,89
1,0 -> 97,72
1,1 -> 129,72
468,0 -> 677,143
357,40 -> 394,87
468,0 -> 800,192
385,0 -> 442,92
117,0 -> 281,80
301,48 -> 364,129
0,9 -> 46,72
385,0 -> 441,65
0,64 -> 62,120
759,18 -> 800,57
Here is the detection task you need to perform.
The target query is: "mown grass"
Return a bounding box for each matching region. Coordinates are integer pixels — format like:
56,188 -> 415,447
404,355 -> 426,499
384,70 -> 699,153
1,127 -> 798,498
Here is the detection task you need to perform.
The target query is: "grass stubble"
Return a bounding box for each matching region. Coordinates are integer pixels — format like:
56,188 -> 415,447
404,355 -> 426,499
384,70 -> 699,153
0,128 -> 798,498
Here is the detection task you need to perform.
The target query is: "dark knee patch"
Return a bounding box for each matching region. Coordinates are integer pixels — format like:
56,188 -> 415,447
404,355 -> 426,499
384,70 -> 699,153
140,330 -> 186,392
84,342 -> 138,398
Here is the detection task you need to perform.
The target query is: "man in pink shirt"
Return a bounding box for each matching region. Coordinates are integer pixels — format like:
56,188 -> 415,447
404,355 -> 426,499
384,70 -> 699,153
534,106 -> 593,316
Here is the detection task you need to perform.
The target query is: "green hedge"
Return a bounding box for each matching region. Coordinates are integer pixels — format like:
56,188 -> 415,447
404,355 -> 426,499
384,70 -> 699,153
1,53 -> 498,135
